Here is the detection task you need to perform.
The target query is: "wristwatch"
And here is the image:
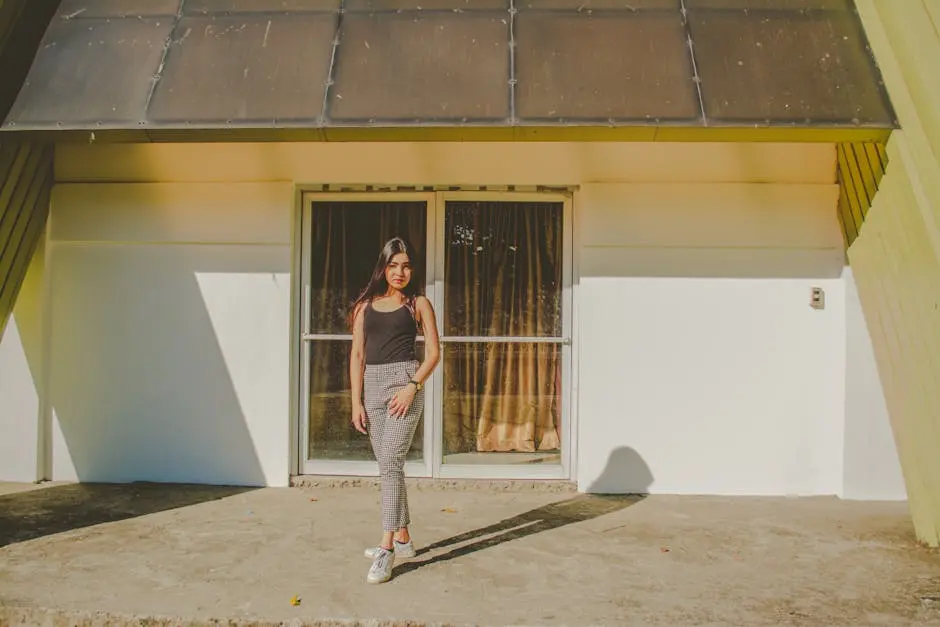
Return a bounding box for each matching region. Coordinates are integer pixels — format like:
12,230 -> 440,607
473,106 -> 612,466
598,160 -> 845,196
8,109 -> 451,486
409,379 -> 423,391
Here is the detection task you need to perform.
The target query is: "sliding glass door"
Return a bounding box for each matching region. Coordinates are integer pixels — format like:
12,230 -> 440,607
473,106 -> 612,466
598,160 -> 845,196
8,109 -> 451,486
300,192 -> 571,479
438,199 -> 567,476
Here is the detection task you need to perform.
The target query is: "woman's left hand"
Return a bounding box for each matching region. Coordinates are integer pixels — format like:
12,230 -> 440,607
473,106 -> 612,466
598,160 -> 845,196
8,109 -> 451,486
387,384 -> 416,419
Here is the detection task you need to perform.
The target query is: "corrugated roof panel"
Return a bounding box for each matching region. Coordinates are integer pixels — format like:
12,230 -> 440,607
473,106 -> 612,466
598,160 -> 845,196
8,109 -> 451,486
328,12 -> 510,123
685,0 -> 850,9
147,14 -> 337,124
55,0 -> 183,18
689,7 -> 893,124
519,0 -> 677,9
5,17 -> 174,126
515,10 -> 700,122
0,0 -> 898,134
345,0 -> 506,10
183,0 -> 340,14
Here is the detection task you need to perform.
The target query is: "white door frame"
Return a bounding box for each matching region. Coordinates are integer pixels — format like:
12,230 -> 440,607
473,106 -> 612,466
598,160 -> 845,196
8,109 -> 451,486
294,190 -> 575,480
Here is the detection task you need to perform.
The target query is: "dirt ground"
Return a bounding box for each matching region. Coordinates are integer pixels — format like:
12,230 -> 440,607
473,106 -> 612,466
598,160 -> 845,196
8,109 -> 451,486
1,481 -> 938,626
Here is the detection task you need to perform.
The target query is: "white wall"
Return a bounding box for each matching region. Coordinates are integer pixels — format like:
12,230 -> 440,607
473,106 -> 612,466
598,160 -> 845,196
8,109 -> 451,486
842,266 -> 906,500
577,183 -> 849,496
0,237 -> 45,482
46,183 -> 293,486
22,140 -> 902,497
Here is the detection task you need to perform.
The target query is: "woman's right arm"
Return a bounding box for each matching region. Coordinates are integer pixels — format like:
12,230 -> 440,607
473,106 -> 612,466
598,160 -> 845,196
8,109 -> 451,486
350,303 -> 368,434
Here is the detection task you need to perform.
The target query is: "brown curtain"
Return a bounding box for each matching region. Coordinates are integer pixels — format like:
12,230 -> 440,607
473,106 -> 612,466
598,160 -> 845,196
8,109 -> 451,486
305,199 -> 562,460
443,201 -> 562,455
309,201 -> 426,334
307,201 -> 425,459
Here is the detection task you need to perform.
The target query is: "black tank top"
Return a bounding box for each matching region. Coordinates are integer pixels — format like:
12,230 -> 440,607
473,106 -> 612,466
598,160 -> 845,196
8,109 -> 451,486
364,302 -> 418,365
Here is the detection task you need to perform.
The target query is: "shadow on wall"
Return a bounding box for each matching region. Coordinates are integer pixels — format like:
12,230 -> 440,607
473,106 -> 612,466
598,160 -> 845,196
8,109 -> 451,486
579,184 -> 846,280
394,448 -> 651,578
0,482 -> 257,547
587,446 -> 655,494
1,235 -> 47,482
48,243 -> 286,486
581,243 -> 846,280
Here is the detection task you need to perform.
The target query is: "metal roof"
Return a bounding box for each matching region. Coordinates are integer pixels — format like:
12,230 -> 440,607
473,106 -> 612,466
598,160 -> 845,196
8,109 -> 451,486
0,0 -> 61,122
0,0 -> 898,141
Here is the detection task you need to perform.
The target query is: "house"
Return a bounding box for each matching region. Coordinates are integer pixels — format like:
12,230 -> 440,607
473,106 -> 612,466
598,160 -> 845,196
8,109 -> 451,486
2,0 -> 935,545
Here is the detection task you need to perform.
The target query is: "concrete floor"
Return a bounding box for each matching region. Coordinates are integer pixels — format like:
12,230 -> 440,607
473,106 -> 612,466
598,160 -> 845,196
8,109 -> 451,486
1,481 -> 939,626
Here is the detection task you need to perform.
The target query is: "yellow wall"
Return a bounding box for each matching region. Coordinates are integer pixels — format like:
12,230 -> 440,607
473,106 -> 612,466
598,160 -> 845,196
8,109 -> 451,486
836,141 -> 887,247
854,0 -> 940,546
54,142 -> 835,185
0,143 -> 52,338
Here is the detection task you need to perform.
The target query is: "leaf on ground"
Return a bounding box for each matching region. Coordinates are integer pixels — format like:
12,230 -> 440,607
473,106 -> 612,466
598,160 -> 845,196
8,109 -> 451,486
290,595 -> 302,606
441,507 -> 457,513
309,497 -> 318,502
660,546 -> 671,553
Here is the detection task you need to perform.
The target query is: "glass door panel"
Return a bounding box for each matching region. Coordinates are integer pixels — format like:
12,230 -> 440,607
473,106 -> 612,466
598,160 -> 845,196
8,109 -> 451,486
308,341 -> 426,462
443,342 -> 562,465
441,200 -> 565,467
304,200 -> 427,463
308,201 -> 427,334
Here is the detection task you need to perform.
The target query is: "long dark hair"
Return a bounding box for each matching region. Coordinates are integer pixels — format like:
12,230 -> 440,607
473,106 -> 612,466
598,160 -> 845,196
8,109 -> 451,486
349,236 -> 421,329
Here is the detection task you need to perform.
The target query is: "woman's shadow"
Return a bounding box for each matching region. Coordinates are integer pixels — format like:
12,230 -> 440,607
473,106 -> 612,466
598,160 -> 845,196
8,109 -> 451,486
394,446 -> 653,577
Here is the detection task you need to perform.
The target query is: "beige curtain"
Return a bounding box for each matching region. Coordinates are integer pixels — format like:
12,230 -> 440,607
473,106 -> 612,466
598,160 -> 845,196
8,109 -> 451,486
443,201 -> 562,455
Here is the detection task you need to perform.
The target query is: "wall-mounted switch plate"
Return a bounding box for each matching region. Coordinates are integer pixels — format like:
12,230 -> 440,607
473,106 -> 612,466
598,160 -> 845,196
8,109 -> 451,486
811,287 -> 825,310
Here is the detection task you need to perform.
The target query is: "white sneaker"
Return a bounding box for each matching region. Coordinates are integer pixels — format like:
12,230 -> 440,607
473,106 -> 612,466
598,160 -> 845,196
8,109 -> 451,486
366,547 -> 395,584
364,539 -> 415,559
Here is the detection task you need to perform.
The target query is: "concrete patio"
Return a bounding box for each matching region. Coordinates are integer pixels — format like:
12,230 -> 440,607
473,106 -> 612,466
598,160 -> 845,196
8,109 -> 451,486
1,481 -> 938,626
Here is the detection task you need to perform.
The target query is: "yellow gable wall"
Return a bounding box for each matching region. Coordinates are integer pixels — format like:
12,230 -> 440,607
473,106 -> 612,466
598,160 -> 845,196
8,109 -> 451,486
0,143 -> 51,339
853,0 -> 940,547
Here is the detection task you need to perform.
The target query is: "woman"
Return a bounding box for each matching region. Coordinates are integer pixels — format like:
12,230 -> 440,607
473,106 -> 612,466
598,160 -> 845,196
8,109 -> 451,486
349,236 -> 440,584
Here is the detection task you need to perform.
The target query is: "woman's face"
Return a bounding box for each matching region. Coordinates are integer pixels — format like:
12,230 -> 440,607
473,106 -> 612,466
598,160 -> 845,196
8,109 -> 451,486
385,252 -> 413,291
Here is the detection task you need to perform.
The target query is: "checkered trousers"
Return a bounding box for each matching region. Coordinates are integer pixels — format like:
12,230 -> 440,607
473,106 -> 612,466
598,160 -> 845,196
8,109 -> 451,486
364,360 -> 424,531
